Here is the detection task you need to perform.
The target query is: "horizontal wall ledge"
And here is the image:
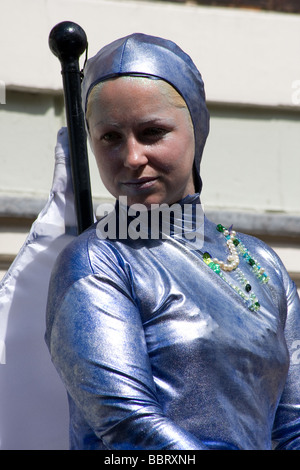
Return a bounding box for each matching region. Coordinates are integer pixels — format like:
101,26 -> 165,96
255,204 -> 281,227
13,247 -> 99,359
0,195 -> 47,220
0,195 -> 299,241
207,100 -> 300,114
4,85 -> 300,113
206,209 -> 300,241
0,254 -> 15,272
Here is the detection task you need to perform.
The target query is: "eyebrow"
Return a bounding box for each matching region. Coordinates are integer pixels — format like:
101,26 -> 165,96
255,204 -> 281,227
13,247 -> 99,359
93,116 -> 176,128
91,120 -> 121,129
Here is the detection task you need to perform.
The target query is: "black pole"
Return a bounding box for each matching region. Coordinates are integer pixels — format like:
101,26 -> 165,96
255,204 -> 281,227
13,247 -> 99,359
49,21 -> 94,234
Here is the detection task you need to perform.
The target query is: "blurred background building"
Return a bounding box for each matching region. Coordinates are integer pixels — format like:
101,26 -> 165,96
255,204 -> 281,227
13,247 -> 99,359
0,0 -> 300,290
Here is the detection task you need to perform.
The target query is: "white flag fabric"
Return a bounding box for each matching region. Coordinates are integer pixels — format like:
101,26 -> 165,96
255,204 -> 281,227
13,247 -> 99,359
0,127 -> 78,449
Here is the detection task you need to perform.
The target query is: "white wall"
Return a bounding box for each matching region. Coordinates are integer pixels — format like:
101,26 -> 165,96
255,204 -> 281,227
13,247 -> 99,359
1,0 -> 300,271
0,1 -> 300,279
1,0 -> 300,216
202,107 -> 300,214
2,0 -> 300,108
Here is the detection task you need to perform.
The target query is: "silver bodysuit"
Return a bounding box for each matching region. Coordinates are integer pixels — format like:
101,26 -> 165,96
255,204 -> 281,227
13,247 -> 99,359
46,196 -> 300,450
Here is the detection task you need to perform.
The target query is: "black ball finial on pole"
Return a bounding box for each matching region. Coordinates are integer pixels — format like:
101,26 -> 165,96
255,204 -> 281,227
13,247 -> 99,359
49,21 -> 87,63
49,21 -> 93,234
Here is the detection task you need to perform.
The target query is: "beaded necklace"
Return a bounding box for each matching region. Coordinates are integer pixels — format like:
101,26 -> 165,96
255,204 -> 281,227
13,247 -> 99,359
202,224 -> 270,312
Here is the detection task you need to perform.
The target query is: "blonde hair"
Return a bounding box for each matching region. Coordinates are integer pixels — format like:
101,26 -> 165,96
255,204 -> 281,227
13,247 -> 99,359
85,76 -> 193,128
86,81 -> 105,125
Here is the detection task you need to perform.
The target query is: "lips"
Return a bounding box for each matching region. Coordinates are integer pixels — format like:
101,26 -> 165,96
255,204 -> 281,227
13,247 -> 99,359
122,176 -> 158,190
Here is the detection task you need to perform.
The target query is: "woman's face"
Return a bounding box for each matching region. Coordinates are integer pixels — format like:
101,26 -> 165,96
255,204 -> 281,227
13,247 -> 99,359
88,77 -> 195,207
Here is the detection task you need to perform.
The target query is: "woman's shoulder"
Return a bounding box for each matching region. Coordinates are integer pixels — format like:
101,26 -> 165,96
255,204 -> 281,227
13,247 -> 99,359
54,223 -> 97,276
46,222 -> 124,335
50,219 -> 131,291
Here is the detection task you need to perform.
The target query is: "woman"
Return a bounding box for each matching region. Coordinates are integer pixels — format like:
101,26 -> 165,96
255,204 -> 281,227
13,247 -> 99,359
46,33 -> 300,450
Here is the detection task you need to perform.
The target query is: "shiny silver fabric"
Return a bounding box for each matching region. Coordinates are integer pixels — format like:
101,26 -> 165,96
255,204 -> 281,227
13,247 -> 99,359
46,195 -> 300,450
81,33 -> 209,193
46,33 -> 300,450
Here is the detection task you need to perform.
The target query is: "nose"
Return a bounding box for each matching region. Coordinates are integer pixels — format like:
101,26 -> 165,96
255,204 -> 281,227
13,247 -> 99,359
123,135 -> 148,169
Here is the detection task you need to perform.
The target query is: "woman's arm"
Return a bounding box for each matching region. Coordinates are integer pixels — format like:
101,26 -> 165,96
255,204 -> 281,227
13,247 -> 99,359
46,235 -> 210,450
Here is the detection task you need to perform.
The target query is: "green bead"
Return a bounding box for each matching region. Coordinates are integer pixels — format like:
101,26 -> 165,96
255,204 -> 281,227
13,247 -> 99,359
245,284 -> 251,292
233,238 -> 240,246
206,261 -> 220,274
248,258 -> 255,266
203,252 -> 212,265
216,224 -> 226,233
